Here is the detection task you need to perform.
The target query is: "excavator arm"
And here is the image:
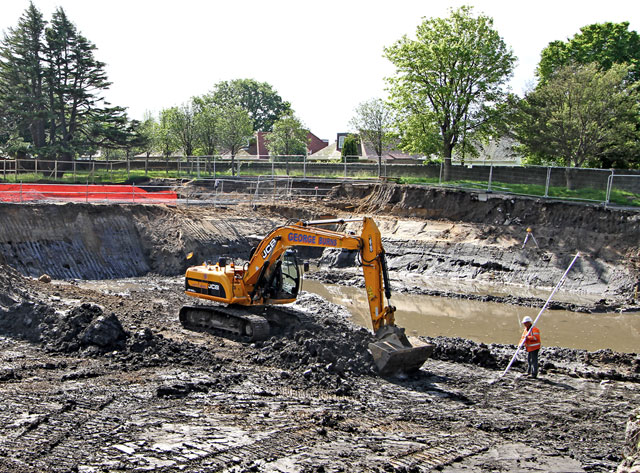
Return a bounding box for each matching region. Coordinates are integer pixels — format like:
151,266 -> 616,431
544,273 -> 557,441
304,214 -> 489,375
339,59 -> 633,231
243,217 -> 395,332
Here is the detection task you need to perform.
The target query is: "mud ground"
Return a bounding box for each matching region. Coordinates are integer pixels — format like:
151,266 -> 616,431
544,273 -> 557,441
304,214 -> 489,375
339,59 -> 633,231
0,270 -> 638,472
1,183 -> 639,472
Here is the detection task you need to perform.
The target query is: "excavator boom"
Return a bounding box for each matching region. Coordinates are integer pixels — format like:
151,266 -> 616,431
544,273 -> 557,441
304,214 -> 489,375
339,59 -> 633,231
182,217 -> 432,375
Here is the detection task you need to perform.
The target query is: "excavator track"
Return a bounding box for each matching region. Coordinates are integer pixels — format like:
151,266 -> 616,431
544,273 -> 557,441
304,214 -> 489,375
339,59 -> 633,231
179,305 -> 271,342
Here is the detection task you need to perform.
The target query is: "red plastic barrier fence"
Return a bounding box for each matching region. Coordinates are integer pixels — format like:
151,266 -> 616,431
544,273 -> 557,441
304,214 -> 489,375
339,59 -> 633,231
0,184 -> 177,203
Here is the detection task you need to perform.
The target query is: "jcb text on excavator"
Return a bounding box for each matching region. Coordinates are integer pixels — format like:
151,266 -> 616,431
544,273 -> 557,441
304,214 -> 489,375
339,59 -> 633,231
180,217 -> 432,376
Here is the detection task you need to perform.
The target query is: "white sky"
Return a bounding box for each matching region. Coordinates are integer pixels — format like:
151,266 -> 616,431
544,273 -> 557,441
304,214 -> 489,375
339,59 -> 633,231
1,0 -> 639,141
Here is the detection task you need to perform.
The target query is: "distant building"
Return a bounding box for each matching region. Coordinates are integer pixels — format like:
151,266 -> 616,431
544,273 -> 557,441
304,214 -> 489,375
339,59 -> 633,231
245,131 -> 328,158
314,132 -> 422,163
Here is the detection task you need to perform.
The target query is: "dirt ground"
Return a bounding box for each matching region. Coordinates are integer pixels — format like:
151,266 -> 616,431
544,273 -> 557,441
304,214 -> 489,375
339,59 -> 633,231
1,183 -> 639,472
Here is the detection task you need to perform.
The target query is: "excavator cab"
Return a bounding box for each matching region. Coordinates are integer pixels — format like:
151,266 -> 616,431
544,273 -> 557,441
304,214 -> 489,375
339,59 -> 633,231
263,250 -> 301,303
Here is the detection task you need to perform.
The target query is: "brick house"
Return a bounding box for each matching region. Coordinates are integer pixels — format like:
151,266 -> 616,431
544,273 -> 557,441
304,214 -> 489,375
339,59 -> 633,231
246,131 -> 328,158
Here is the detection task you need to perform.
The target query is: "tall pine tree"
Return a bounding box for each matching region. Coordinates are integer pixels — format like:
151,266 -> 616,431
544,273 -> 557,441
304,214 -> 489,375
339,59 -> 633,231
0,3 -> 48,152
0,3 -> 135,162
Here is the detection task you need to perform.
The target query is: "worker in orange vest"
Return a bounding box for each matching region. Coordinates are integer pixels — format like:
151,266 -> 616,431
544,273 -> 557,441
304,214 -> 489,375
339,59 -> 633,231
521,316 -> 541,378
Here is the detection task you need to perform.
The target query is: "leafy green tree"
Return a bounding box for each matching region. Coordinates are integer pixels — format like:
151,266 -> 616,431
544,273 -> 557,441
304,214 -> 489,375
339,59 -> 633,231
157,108 -> 179,158
217,105 -> 253,176
135,112 -> 158,158
349,98 -> 395,175
509,63 -> 640,186
192,96 -> 220,156
341,134 -> 360,162
265,113 -> 309,161
167,102 -> 197,157
536,22 -> 640,169
538,22 -> 640,83
207,79 -> 291,132
384,6 -> 515,180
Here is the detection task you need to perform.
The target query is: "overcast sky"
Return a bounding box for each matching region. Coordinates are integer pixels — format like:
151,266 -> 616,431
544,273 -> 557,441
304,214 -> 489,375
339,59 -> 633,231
1,0 -> 638,141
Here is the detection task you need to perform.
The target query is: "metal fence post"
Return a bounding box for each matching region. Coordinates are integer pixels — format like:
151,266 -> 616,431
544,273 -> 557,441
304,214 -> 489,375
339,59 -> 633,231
213,155 -> 216,178
438,161 -> 443,186
20,180 -> 23,202
544,167 -> 551,198
344,158 -> 347,178
303,150 -> 307,179
197,156 -> 201,179
487,164 -> 494,193
605,170 -> 614,208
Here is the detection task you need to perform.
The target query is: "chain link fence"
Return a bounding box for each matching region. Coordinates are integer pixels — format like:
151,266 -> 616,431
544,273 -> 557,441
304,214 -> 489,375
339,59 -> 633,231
1,156 -> 638,209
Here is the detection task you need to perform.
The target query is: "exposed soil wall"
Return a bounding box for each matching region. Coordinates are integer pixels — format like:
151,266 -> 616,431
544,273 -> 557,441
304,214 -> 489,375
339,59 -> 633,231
0,182 -> 638,307
326,184 -> 640,304
0,203 -> 281,280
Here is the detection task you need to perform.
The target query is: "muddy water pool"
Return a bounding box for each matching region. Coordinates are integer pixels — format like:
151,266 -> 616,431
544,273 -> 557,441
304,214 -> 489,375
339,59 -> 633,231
75,277 -> 639,354
302,279 -> 640,353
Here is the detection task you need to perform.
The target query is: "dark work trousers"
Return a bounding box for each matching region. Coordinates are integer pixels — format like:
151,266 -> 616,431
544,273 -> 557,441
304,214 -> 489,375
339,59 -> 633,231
527,349 -> 539,378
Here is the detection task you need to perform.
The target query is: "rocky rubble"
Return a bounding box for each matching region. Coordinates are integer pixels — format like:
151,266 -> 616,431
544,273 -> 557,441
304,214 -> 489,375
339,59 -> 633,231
253,293 -> 378,393
618,409 -> 640,473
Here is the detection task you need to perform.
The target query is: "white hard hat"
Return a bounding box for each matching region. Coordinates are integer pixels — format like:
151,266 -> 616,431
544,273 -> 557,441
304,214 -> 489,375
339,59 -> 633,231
522,316 -> 533,324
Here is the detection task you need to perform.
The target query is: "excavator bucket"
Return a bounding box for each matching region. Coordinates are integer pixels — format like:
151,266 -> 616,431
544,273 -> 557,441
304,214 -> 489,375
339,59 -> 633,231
368,326 -> 433,376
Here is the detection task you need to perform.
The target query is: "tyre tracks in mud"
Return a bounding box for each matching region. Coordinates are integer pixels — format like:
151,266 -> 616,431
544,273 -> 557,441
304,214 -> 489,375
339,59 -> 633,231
0,337 -> 635,472
1,271 -> 638,472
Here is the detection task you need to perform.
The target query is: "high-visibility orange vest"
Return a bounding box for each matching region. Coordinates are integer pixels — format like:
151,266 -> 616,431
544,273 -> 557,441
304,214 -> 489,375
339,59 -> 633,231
521,326 -> 541,352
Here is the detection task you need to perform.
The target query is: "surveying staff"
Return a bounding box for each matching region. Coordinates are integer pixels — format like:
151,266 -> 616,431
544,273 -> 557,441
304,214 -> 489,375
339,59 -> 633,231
520,316 -> 541,378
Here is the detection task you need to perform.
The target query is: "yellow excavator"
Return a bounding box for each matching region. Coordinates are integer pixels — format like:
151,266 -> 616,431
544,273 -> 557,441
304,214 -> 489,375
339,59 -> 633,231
180,217 -> 432,375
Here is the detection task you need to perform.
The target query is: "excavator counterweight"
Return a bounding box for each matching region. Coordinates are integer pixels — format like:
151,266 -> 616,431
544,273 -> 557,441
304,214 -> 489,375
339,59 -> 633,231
181,217 -> 432,376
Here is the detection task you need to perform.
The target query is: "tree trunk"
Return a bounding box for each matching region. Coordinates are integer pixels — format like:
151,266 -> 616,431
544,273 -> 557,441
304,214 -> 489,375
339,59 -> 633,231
443,144 -> 453,182
231,153 -> 236,177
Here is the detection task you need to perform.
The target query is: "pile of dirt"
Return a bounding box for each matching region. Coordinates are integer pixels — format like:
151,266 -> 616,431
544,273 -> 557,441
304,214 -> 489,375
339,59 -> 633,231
251,294 -> 378,393
39,303 -> 127,353
617,408 -> 640,472
0,262 -> 48,343
1,301 -> 127,353
0,262 -> 31,311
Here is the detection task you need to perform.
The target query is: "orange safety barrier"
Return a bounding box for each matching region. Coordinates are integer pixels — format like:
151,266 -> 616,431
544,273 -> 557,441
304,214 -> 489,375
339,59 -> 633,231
0,184 -> 177,203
